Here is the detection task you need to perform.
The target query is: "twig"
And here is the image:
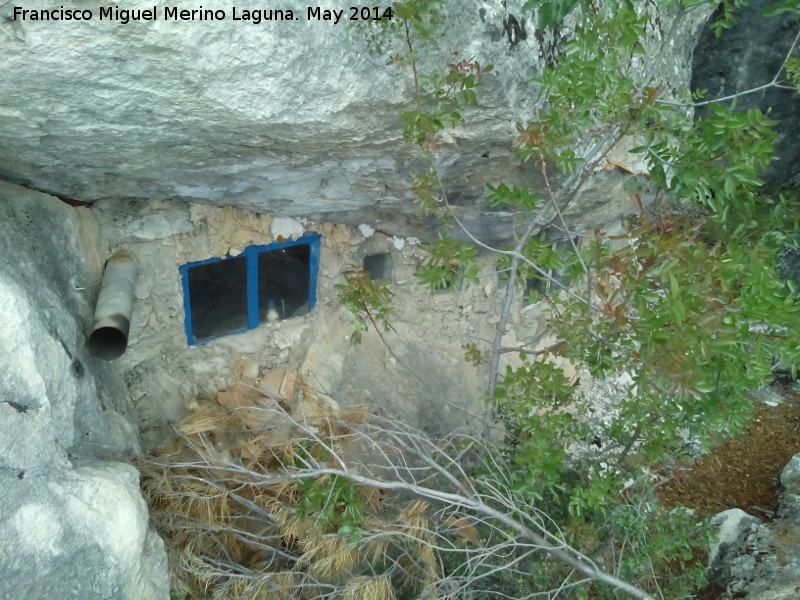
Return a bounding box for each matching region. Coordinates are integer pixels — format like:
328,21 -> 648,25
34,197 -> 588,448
539,157 -> 593,308
404,20 -> 422,106
655,28 -> 800,108
361,300 -> 413,373
498,340 -> 566,356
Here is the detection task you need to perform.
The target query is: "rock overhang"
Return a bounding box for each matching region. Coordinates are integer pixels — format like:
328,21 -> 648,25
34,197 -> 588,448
0,0 -> 545,216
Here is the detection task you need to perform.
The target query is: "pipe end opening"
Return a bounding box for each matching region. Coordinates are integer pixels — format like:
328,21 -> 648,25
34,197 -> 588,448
88,326 -> 128,361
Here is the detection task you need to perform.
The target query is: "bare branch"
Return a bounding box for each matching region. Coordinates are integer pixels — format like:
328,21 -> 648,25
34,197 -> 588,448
139,399 -> 659,600
655,27 -> 800,108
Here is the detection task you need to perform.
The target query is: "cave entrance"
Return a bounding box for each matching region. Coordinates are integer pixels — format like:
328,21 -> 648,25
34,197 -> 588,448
179,233 -> 320,345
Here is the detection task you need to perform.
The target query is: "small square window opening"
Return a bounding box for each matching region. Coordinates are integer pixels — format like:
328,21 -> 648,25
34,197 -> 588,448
362,252 -> 393,281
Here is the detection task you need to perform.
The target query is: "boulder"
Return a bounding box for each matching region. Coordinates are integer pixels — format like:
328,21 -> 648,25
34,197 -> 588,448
708,508 -> 764,582
0,182 -> 169,599
780,454 -> 800,496
0,462 -> 169,600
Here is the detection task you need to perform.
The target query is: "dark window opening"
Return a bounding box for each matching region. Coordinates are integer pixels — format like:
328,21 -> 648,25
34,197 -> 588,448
186,256 -> 249,340
524,270 -> 569,300
258,244 -> 311,321
525,274 -> 548,296
180,233 -> 320,345
363,252 -> 393,281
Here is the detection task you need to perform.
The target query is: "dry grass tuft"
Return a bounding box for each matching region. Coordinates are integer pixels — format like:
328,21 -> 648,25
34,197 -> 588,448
304,536 -> 359,579
136,374 -> 444,599
445,515 -> 481,545
340,575 -> 396,600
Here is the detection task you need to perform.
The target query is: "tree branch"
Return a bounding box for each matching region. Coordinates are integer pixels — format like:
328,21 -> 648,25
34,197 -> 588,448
143,402 -> 659,600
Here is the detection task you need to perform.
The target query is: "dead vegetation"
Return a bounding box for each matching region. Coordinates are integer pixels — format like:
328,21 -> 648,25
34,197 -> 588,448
137,371 -> 664,600
137,375 -> 444,600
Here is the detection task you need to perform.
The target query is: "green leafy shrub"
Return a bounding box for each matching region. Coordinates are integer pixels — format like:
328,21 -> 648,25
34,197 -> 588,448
414,234 -> 479,291
335,267 -> 396,345
353,0 -> 800,597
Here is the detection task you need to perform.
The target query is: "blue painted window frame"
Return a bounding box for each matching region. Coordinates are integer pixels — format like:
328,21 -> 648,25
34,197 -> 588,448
179,232 -> 321,345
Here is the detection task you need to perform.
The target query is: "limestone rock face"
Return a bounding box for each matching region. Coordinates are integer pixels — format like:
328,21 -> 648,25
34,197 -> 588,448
0,181 -> 140,467
0,0 -> 707,229
0,182 -> 169,600
0,0 -> 535,215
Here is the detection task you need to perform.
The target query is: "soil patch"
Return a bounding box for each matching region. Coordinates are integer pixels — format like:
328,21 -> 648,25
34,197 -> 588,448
658,392 -> 800,517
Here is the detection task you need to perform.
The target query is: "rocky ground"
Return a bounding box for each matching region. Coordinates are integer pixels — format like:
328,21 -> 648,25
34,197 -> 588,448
657,384 -> 800,600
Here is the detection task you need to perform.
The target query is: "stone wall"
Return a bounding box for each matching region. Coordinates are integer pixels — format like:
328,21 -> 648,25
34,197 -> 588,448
89,198 -> 519,450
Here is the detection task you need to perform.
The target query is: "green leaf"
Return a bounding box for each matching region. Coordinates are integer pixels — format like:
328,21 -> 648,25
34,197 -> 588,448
762,0 -> 800,16
695,380 -> 717,393
619,32 -> 639,47
393,2 -> 414,20
531,0 -> 583,30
